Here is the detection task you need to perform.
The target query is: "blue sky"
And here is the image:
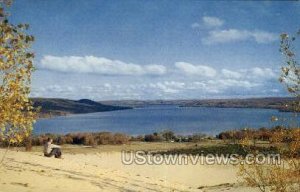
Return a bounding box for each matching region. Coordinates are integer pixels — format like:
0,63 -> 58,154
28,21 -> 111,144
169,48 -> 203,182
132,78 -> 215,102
8,0 -> 300,100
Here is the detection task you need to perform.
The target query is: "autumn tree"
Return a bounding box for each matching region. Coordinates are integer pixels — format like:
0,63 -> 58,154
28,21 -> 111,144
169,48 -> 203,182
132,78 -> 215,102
239,31 -> 300,192
280,31 -> 300,112
0,0 -> 37,151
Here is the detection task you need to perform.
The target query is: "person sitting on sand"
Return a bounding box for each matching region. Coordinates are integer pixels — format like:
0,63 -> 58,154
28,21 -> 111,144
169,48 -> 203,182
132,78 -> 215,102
44,138 -> 62,158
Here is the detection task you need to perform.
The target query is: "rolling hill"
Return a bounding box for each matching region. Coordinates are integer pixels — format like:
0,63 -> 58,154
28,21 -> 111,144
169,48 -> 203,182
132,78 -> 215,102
100,97 -> 298,112
31,98 -> 131,118
32,97 -> 298,118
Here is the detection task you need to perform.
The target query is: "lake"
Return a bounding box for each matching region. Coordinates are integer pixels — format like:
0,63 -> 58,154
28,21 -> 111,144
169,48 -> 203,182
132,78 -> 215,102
34,106 -> 299,136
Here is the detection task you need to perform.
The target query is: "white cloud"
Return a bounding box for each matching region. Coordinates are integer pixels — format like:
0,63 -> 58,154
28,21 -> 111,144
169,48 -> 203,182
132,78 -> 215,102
39,55 -> 167,76
147,81 -> 186,94
33,56 -> 281,99
31,68 -> 280,99
249,67 -> 277,78
164,81 -> 185,89
202,29 -> 249,44
144,65 -> 166,75
251,31 -> 278,43
222,67 -> 277,80
202,16 -> 224,28
145,78 -> 260,97
149,82 -> 180,94
188,81 -> 221,93
209,79 -> 259,89
202,29 -> 277,44
191,16 -> 224,29
175,62 -> 217,78
221,69 -> 242,79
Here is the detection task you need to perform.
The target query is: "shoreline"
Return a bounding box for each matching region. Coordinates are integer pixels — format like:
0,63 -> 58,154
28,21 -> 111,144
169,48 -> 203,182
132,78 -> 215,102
34,96 -> 298,120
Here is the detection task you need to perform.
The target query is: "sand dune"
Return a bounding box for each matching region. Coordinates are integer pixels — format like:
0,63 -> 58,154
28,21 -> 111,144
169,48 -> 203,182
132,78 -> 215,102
0,148 -> 257,192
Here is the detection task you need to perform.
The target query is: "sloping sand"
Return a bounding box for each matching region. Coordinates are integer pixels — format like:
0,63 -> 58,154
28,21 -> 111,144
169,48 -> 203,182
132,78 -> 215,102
0,148 -> 257,192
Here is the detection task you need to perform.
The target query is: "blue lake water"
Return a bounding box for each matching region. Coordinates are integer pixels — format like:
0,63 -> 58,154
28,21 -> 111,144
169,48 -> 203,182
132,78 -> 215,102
34,106 -> 299,136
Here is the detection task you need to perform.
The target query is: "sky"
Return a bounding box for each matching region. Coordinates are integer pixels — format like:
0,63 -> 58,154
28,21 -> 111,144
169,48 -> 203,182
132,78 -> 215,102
8,0 -> 300,100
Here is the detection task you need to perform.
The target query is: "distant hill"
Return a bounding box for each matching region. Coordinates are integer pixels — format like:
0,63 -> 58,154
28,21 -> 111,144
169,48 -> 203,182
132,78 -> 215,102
32,97 -> 298,118
31,98 -> 131,118
177,97 -> 297,112
101,97 -> 298,112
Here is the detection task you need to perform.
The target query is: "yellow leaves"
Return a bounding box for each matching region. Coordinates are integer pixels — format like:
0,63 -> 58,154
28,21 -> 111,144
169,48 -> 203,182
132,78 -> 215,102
240,128 -> 300,191
240,158 -> 300,192
280,33 -> 288,40
0,3 -> 37,145
239,137 -> 251,147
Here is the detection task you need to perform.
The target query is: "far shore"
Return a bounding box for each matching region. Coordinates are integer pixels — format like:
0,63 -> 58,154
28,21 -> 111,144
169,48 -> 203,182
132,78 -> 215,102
34,96 -> 297,119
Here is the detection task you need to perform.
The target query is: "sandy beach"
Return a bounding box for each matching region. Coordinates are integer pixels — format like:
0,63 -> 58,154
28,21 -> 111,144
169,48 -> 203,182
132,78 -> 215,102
0,143 -> 258,192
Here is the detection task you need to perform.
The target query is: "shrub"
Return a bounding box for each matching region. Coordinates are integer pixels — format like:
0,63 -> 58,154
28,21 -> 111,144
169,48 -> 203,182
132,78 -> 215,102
129,135 -> 144,141
113,133 -> 130,144
83,134 -> 96,146
0,132 -> 131,147
161,130 -> 176,141
96,132 -> 113,145
144,134 -> 163,142
189,133 -> 207,142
